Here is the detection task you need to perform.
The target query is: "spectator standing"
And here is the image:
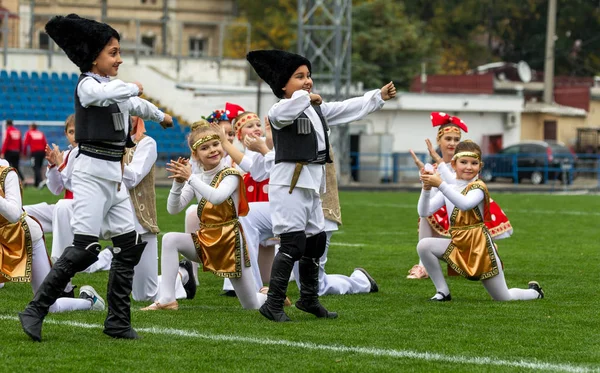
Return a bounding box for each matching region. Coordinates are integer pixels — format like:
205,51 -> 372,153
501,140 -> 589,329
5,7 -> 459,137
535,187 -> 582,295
23,123 -> 48,188
1,119 -> 23,180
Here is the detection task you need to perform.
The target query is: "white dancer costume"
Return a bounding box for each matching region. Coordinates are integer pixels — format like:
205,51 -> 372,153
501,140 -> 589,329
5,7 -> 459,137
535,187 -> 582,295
417,176 -> 540,301
155,158 -> 266,309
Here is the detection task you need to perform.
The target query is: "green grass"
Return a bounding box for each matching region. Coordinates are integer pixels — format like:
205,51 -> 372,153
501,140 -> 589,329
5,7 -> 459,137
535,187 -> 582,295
1,188 -> 599,372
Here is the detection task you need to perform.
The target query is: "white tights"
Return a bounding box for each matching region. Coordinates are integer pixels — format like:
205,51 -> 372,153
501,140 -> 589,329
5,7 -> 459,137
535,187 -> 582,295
30,239 -> 92,312
156,232 -> 266,309
417,237 -> 540,301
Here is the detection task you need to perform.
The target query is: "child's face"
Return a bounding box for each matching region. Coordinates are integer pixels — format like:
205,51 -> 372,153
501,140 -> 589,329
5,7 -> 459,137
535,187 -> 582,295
438,132 -> 461,162
194,138 -> 224,171
219,120 -> 235,144
282,65 -> 312,98
65,123 -> 76,147
239,120 -> 262,141
452,155 -> 481,181
91,37 -> 122,77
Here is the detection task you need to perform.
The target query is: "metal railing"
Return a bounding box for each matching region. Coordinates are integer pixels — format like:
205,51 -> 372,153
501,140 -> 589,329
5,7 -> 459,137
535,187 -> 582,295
350,151 -> 600,189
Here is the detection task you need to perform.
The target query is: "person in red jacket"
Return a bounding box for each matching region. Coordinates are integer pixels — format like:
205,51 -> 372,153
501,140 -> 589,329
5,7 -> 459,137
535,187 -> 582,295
23,123 -> 48,188
1,119 -> 23,181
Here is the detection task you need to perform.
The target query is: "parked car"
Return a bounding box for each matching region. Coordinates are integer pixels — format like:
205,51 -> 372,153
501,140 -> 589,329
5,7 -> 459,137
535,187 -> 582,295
480,141 -> 576,185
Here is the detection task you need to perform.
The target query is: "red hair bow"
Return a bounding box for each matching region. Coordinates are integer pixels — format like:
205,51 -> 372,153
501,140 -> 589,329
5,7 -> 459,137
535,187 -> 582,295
225,102 -> 245,121
430,112 -> 468,133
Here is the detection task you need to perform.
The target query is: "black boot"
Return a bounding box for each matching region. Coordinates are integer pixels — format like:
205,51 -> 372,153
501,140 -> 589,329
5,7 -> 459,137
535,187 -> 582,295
259,252 -> 295,322
103,242 -> 146,339
19,245 -> 99,342
295,257 -> 337,319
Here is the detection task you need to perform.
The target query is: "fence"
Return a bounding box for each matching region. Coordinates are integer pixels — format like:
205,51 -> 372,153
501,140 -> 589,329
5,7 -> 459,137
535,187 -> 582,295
350,151 -> 600,189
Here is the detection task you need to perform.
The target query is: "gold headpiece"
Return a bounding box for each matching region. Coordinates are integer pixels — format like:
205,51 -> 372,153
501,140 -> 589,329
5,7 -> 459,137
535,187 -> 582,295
437,126 -> 462,141
234,112 -> 260,134
452,151 -> 480,161
191,134 -> 220,151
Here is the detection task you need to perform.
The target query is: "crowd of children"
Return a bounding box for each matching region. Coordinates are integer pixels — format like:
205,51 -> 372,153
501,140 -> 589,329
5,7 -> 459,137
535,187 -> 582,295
0,14 -> 544,342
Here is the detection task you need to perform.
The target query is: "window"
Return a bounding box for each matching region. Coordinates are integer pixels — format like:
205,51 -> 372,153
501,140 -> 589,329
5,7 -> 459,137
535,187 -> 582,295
189,37 -> 206,58
141,35 -> 155,55
39,32 -> 49,50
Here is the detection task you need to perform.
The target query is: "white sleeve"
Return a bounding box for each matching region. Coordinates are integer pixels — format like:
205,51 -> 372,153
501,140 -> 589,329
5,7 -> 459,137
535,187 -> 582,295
45,166 -> 64,196
267,90 -> 312,129
437,162 -> 456,184
237,154 -> 253,173
0,170 -> 23,223
319,89 -> 385,126
166,180 -> 196,215
77,77 -> 140,108
417,189 -> 445,217
438,182 -> 484,211
118,97 -> 165,123
122,137 -> 158,190
187,174 -> 239,206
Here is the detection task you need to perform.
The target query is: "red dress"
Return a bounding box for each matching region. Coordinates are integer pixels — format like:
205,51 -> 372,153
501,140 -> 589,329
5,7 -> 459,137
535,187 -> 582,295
243,173 -> 269,203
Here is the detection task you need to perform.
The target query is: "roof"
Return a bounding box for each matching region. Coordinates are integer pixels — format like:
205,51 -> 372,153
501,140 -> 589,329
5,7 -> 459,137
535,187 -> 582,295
522,101 -> 587,117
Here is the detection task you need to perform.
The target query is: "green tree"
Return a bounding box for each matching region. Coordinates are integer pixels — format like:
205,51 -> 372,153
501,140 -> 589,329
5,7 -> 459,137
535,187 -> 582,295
351,0 -> 437,89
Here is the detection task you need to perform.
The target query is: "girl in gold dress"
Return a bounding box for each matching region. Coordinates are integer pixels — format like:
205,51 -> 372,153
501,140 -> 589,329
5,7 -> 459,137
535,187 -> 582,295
142,125 -> 266,310
417,141 -> 544,301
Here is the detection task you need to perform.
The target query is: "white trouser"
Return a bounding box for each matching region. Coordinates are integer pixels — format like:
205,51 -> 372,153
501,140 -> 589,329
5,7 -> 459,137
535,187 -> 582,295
157,232 -> 266,309
131,232 -> 159,301
30,238 -> 92,312
71,171 -> 134,238
293,230 -> 371,296
51,198 -> 111,273
269,185 -> 324,236
416,218 -> 445,267
417,237 -> 540,300
23,203 -> 54,233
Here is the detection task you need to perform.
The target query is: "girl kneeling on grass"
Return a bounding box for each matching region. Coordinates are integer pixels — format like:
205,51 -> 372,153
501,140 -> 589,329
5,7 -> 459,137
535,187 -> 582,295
417,140 -> 544,301
0,159 -> 104,312
142,125 -> 266,310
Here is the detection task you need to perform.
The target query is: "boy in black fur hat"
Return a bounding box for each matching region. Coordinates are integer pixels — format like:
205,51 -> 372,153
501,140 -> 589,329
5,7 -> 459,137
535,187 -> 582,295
19,14 -> 173,341
247,49 -> 395,322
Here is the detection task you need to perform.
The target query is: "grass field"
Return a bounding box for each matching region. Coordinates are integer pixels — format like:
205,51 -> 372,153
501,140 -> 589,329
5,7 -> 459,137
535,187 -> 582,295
1,188 -> 599,372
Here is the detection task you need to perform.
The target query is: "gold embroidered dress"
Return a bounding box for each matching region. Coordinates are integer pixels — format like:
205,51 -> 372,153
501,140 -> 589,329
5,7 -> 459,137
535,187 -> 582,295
191,168 -> 250,278
442,180 -> 500,281
0,166 -> 34,283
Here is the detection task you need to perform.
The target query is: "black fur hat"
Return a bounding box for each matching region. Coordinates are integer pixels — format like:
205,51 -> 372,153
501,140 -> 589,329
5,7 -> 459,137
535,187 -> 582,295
246,50 -> 311,98
45,14 -> 120,73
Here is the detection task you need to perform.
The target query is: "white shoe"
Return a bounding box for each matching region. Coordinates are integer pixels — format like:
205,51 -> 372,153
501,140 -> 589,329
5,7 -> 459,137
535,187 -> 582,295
79,285 -> 106,311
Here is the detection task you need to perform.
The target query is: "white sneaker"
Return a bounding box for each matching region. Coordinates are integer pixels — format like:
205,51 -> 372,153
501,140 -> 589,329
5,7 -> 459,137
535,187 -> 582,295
79,285 -> 106,311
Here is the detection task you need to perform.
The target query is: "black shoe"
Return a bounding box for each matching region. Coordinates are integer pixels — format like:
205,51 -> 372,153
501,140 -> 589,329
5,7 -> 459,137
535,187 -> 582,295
295,299 -> 338,319
528,281 -> 544,299
429,292 -> 452,302
220,290 -> 237,297
18,310 -> 43,342
259,303 -> 291,322
178,260 -> 197,300
355,267 -> 378,293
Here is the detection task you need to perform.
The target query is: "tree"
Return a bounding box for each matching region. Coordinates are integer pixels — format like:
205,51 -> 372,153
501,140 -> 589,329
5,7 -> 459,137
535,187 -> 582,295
351,0 -> 437,89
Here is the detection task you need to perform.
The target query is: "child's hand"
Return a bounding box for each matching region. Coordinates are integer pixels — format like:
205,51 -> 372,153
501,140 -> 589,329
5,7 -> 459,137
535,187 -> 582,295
244,135 -> 269,155
309,93 -> 322,105
421,172 -> 442,188
160,114 -> 173,129
381,81 -> 396,101
425,139 -> 443,163
409,149 -> 425,172
133,82 -> 144,96
166,159 -> 192,183
210,123 -> 228,144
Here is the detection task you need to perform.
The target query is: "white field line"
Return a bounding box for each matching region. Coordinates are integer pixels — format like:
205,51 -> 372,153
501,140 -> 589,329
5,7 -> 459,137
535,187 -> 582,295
0,315 -> 597,373
356,203 -> 600,216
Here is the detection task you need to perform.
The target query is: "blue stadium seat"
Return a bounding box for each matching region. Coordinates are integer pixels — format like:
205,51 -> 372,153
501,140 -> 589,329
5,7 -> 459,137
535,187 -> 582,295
31,71 -> 40,80
9,71 -> 18,80
20,71 -> 29,80
51,72 -> 59,80
0,70 -> 8,79
41,72 -> 49,80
